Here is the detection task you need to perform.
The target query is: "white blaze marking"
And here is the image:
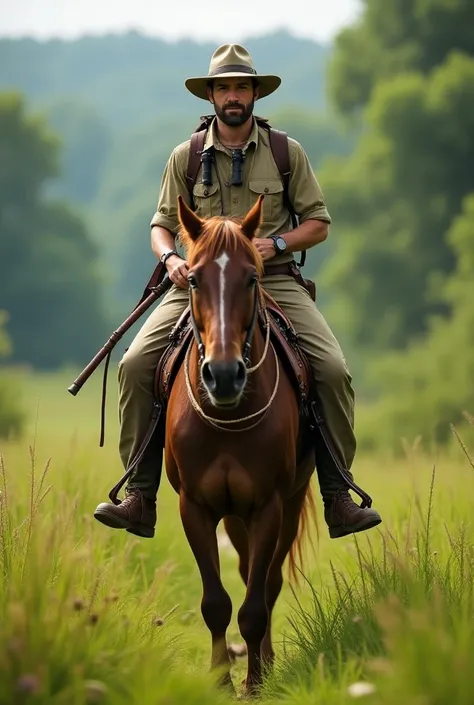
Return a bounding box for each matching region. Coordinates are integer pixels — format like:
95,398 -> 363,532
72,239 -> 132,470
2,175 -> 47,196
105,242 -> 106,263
215,252 -> 230,349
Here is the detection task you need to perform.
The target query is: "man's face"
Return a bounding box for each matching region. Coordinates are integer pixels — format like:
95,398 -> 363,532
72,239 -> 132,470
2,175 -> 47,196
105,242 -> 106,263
207,78 -> 259,127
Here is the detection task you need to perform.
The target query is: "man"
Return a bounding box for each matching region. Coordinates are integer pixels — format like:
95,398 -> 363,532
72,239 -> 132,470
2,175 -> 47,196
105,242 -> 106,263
94,44 -> 382,540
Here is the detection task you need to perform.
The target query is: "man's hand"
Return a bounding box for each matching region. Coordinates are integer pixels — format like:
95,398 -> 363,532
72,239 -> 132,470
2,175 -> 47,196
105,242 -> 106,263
166,255 -> 189,289
254,238 -> 276,261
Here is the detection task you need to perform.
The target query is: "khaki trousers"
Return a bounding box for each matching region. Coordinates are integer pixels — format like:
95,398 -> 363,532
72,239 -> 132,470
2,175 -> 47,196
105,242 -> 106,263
118,275 -> 356,499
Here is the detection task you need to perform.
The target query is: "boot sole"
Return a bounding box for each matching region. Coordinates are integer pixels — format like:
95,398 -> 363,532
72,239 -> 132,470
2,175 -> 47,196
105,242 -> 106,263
329,514 -> 382,539
93,507 -> 155,538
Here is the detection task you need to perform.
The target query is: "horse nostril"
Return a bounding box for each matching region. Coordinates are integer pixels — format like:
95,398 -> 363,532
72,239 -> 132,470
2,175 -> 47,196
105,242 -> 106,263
235,360 -> 247,391
201,361 -> 216,392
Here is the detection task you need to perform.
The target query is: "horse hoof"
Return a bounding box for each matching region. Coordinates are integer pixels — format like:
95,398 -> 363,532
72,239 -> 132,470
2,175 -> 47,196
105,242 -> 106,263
240,678 -> 260,699
218,674 -> 236,696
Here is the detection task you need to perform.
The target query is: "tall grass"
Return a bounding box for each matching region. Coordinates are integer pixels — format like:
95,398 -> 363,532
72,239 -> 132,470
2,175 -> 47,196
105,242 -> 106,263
1,370 -> 473,703
262,421 -> 474,704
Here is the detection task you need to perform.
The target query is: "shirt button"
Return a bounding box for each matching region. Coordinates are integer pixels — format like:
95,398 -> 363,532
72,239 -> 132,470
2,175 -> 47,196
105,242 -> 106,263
233,197 -> 238,204
203,189 -> 209,196
264,187 -> 269,193
225,181 -> 230,187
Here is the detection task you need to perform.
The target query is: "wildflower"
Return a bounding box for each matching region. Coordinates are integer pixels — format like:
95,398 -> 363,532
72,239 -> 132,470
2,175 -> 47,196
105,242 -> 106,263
347,681 -> 376,698
84,680 -> 107,703
17,674 -> 41,694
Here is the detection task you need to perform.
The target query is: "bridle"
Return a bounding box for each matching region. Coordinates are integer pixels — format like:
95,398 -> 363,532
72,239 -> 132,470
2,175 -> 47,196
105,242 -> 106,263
185,273 -> 279,432
188,276 -> 260,367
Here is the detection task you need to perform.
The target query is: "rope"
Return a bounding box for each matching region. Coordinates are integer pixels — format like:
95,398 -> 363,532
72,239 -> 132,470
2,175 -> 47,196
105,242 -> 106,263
184,341 -> 280,433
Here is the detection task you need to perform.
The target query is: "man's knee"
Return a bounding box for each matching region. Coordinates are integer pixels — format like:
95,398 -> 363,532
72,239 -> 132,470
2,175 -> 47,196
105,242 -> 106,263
118,345 -> 157,389
317,353 -> 352,390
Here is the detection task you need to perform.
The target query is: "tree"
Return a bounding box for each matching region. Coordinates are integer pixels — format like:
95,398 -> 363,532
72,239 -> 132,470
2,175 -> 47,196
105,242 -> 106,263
0,92 -> 107,368
318,1 -> 474,359
329,0 -> 474,118
356,194 -> 474,450
0,311 -> 24,439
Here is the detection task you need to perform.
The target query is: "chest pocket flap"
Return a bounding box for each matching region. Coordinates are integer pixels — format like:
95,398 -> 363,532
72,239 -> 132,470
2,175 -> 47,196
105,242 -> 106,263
249,179 -> 284,222
192,182 -> 220,218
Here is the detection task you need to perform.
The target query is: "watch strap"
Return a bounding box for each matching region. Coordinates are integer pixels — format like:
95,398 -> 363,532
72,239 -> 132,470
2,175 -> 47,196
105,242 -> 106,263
160,249 -> 179,266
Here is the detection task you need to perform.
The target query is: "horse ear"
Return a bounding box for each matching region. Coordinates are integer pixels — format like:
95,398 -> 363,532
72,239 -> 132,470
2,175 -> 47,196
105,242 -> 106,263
241,195 -> 264,239
177,195 -> 203,241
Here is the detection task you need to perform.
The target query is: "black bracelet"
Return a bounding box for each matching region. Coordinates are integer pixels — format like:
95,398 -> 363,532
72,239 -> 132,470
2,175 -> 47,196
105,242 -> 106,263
161,249 -> 179,266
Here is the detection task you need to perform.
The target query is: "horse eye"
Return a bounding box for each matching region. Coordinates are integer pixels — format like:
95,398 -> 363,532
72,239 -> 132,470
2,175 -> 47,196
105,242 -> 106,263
188,275 -> 198,289
248,274 -> 258,287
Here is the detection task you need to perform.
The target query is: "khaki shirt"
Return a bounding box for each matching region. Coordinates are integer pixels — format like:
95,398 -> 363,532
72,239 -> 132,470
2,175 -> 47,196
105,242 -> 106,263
150,117 -> 331,264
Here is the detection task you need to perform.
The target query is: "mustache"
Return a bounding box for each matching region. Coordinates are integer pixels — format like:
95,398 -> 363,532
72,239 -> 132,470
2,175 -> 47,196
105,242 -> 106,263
224,103 -> 245,110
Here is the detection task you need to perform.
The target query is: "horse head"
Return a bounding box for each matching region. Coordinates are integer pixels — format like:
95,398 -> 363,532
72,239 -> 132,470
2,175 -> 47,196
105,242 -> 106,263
177,194 -> 265,408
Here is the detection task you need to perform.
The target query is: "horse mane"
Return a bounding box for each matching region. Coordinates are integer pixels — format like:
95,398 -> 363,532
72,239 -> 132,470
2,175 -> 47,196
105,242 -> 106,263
179,217 -> 264,275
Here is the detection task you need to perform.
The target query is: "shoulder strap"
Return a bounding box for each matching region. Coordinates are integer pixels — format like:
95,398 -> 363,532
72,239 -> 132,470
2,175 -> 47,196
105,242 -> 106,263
186,131 -> 206,209
186,115 -> 215,208
267,126 -> 306,268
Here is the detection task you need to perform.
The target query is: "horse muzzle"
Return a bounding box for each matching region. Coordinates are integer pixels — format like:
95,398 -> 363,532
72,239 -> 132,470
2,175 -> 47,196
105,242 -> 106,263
201,358 -> 247,407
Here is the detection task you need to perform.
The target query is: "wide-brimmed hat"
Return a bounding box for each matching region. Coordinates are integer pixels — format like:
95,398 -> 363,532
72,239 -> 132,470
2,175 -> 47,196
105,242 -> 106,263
185,43 -> 281,101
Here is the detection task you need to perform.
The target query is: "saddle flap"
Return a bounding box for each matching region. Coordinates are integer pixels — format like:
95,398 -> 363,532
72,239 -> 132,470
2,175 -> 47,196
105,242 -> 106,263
155,307 -> 193,405
260,290 -> 312,404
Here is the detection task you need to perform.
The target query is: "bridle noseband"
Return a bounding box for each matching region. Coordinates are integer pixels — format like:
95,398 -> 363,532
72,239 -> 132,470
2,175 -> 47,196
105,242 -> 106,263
188,277 -> 260,367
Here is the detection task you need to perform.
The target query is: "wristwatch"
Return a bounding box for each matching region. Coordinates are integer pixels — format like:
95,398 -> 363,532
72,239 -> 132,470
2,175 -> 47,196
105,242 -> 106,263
160,249 -> 179,266
270,235 -> 287,255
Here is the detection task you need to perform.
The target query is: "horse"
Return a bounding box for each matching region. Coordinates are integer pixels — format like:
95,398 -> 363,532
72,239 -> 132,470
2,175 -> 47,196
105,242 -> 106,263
164,194 -> 316,695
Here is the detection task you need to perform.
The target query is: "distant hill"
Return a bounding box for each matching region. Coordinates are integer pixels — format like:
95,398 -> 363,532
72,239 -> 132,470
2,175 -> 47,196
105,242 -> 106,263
0,31 -> 330,131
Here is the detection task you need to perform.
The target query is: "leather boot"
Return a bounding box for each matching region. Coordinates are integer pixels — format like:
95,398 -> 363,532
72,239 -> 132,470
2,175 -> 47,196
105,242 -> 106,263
94,489 -> 157,538
324,489 -> 381,539
311,412 -> 382,539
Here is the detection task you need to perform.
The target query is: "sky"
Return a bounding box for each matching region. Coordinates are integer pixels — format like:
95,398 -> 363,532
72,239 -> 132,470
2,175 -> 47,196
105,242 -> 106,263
0,0 -> 361,44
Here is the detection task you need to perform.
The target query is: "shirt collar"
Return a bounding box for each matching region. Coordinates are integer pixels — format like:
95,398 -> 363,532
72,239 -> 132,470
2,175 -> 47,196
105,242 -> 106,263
204,116 -> 259,153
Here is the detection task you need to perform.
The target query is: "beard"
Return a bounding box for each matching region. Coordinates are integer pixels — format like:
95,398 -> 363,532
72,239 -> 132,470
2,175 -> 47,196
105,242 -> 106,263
214,99 -> 255,126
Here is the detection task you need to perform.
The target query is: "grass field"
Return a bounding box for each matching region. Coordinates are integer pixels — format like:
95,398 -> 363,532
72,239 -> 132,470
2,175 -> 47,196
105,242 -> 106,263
1,368 -> 473,704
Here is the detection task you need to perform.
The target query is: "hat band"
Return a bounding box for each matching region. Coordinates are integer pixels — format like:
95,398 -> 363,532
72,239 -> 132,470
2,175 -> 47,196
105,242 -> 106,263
208,64 -> 257,77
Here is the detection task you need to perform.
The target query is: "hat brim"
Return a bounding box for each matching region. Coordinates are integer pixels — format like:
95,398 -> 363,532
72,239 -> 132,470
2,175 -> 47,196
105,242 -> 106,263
185,72 -> 281,100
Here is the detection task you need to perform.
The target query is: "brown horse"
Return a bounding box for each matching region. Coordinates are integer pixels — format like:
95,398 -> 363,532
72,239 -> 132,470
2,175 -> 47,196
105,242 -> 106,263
165,194 -> 316,695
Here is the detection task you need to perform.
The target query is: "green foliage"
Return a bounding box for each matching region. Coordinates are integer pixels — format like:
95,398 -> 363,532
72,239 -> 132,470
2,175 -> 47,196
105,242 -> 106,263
0,312 -> 24,439
46,98 -> 111,203
356,195 -> 474,450
321,51 -> 474,353
328,0 -> 474,117
0,92 -> 107,369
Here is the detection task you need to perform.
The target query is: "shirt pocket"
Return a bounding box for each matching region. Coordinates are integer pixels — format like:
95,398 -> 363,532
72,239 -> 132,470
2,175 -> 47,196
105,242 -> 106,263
192,183 -> 221,219
249,179 -> 284,223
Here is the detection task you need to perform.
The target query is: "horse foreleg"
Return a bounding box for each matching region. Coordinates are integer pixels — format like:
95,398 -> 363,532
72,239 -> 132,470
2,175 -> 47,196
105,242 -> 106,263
238,493 -> 282,695
261,481 -> 310,669
179,492 -> 234,691
223,515 -> 249,585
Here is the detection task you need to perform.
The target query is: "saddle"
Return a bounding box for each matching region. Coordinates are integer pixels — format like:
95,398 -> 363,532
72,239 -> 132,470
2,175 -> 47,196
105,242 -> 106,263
154,289 -> 314,414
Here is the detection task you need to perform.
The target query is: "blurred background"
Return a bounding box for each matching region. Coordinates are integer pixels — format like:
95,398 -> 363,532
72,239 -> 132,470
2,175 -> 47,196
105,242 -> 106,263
1,0 -> 473,452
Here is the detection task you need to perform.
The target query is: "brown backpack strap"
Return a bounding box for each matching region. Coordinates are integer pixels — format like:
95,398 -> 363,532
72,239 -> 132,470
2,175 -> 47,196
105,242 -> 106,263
268,127 -> 306,268
186,130 -> 206,210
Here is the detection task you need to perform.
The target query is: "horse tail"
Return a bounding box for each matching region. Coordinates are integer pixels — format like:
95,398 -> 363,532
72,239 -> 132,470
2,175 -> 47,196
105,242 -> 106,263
288,480 -> 318,585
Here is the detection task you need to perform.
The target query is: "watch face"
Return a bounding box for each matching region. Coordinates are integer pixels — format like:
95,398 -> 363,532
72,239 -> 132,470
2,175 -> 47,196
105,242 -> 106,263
276,237 -> 287,251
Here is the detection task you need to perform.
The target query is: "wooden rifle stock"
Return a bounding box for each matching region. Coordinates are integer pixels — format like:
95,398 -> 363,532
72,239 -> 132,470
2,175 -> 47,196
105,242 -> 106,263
68,270 -> 172,396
